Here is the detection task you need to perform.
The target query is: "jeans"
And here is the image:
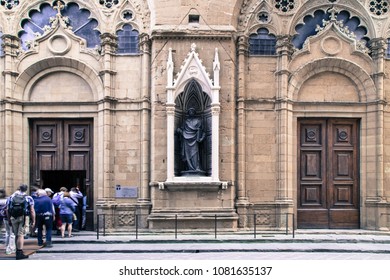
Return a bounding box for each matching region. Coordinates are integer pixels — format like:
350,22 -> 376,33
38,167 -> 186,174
36,215 -> 53,245
3,219 -> 15,253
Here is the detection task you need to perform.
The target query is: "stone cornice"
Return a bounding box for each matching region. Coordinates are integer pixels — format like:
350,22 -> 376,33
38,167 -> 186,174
151,27 -> 235,41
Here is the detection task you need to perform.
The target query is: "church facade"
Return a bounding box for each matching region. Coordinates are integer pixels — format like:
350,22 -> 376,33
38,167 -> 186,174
1,0 -> 390,231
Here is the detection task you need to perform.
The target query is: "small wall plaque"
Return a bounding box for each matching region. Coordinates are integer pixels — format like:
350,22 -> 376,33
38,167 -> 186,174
115,185 -> 138,198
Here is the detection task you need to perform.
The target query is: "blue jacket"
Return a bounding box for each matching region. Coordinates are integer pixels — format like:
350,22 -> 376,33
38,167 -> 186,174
34,196 -> 54,216
59,197 -> 76,215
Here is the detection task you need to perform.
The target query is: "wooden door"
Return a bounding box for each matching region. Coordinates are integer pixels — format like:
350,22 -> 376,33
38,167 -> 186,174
30,119 -> 93,215
297,119 -> 359,229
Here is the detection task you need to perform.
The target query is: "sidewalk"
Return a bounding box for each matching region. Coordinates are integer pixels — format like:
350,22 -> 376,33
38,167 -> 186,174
26,229 -> 390,255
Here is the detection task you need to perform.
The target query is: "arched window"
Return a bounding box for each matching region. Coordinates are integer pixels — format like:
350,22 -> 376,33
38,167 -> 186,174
292,9 -> 369,49
18,2 -> 101,51
249,28 -> 276,55
116,24 -> 139,54
387,38 -> 390,58
62,2 -> 100,48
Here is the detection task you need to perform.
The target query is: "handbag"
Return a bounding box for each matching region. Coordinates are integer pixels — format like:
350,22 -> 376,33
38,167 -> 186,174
73,213 -> 77,221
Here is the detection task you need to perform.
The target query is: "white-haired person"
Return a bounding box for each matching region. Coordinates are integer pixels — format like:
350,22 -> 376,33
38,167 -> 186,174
34,189 -> 55,247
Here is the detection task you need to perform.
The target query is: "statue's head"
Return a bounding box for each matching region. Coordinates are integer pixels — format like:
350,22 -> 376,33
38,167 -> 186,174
187,108 -> 196,116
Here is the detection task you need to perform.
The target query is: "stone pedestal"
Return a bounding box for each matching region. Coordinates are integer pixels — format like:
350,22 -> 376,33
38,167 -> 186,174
149,180 -> 237,230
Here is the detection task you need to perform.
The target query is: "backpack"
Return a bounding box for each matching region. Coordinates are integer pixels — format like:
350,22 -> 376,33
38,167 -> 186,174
8,193 -> 28,218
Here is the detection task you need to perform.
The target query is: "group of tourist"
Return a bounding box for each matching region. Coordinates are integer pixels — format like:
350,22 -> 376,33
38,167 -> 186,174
0,184 -> 85,260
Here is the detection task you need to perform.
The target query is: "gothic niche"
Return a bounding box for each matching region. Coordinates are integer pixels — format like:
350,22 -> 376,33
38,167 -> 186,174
174,79 -> 212,177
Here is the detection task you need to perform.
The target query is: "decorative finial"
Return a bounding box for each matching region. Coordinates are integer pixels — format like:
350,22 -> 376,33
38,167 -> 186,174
191,43 -> 196,52
328,6 -> 338,22
54,0 -> 65,16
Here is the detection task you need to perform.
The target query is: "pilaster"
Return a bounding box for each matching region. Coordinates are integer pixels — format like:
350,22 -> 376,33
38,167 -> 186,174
275,35 -> 294,202
99,33 -> 117,199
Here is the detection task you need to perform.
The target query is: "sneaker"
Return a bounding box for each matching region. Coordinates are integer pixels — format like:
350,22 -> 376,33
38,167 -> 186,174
5,249 -> 12,255
46,242 -> 53,248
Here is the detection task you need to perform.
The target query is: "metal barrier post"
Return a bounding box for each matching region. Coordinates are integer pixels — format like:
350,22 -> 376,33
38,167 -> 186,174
286,213 -> 288,235
254,214 -> 256,239
135,214 -> 138,240
103,214 -> 106,236
96,214 -> 99,240
175,215 -> 178,239
292,213 -> 295,238
215,214 -> 217,239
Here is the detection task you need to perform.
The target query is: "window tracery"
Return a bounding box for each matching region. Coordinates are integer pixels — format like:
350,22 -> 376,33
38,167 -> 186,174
18,2 -> 101,51
0,0 -> 19,10
99,0 -> 119,9
368,0 -> 389,16
292,9 -> 369,50
274,0 -> 295,13
257,11 -> 270,23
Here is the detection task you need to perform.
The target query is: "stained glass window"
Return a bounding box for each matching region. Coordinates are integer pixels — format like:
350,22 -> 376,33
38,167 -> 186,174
62,3 -> 101,48
19,3 -> 56,50
116,24 -> 139,54
19,2 -> 101,51
292,9 -> 369,49
249,28 -> 276,56
386,38 -> 390,58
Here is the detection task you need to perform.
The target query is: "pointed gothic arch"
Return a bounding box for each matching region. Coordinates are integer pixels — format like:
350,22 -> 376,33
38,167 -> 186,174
174,79 -> 212,176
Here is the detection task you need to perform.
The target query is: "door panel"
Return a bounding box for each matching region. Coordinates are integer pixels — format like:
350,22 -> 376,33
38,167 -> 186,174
298,119 -> 359,229
298,120 -> 327,228
328,120 -> 359,229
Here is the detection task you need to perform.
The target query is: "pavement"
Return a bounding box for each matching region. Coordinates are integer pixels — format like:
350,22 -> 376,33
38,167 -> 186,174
3,229 -> 390,260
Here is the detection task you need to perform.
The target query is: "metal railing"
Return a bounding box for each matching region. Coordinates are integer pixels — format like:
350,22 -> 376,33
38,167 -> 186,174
96,212 -> 295,239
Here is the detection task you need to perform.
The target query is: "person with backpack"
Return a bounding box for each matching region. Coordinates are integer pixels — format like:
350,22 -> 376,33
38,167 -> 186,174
0,189 -> 16,255
7,184 -> 36,260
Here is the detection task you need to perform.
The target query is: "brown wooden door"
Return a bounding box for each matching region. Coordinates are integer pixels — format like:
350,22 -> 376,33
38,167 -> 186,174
297,119 -> 359,229
30,119 -> 93,222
